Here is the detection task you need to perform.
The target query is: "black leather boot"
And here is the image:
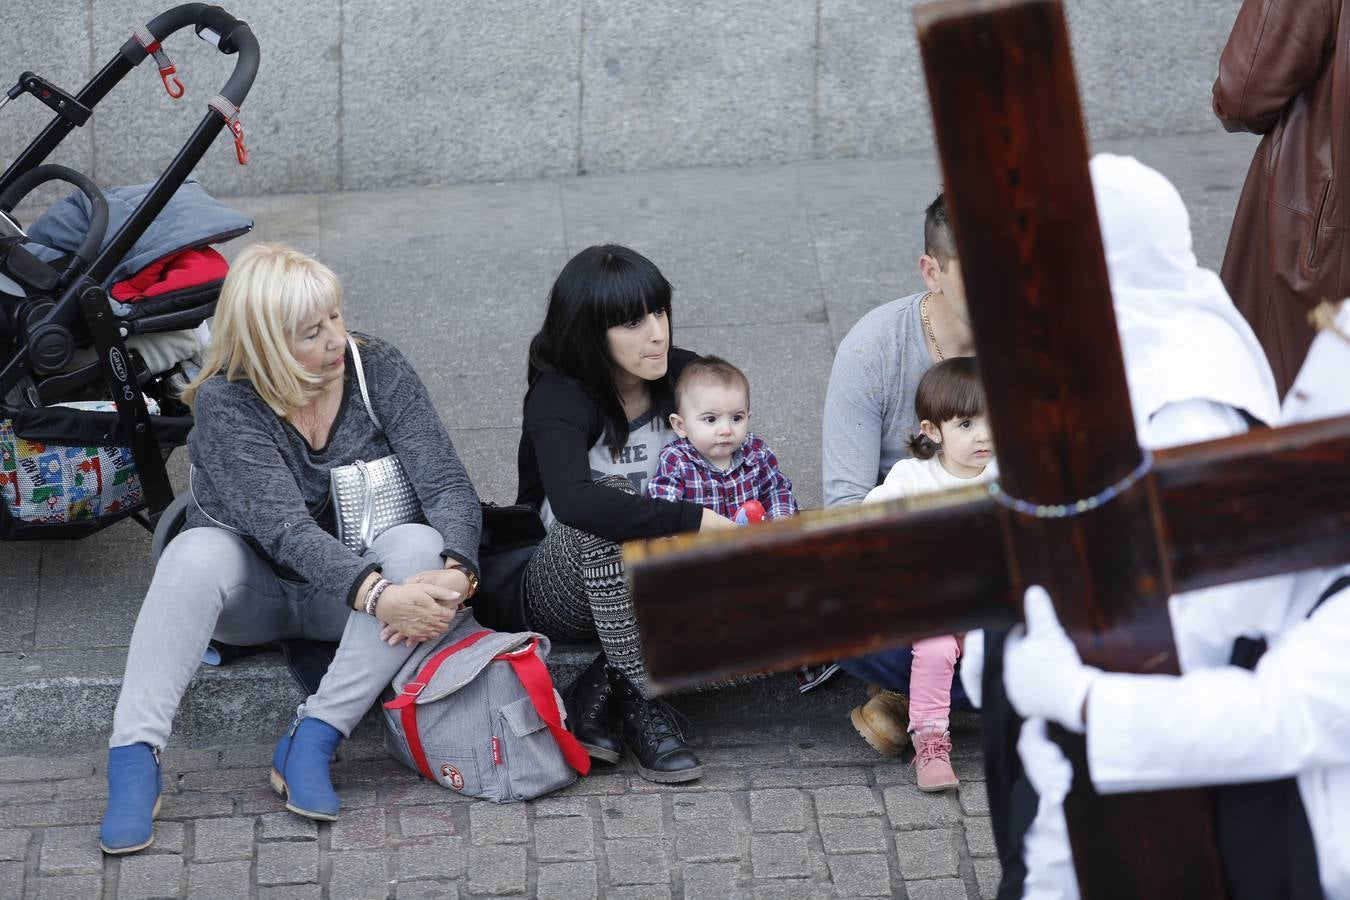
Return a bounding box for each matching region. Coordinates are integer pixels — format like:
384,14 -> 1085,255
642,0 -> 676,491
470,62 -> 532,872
608,668 -> 703,783
562,654 -> 622,764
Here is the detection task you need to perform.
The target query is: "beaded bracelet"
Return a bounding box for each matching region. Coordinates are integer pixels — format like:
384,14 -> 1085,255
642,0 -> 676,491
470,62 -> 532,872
364,578 -> 391,617
987,450 -> 1154,519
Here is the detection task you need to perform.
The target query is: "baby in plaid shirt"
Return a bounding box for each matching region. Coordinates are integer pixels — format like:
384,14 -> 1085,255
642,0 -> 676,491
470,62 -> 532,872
646,356 -> 799,520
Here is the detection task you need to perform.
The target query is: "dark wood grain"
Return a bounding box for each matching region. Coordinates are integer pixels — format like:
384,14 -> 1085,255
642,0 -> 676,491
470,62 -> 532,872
1159,414 -> 1350,591
915,2 -> 1222,892
625,487 -> 1015,694
627,419 -> 1350,688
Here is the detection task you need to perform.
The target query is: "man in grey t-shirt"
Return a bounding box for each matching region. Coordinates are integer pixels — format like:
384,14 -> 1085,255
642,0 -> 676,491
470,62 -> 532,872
822,191 -> 976,508
821,192 -> 981,760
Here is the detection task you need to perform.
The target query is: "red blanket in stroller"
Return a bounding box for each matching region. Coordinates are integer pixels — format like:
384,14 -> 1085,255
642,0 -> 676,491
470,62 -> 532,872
109,246 -> 228,302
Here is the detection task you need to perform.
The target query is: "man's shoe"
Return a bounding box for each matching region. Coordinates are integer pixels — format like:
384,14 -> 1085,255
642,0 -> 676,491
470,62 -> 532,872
563,654 -> 622,764
270,717 -> 342,821
99,743 -> 162,854
913,725 -> 959,792
609,668 -> 703,783
849,685 -> 911,757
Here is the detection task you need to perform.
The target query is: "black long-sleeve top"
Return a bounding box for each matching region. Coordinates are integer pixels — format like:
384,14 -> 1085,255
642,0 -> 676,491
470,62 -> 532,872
515,348 -> 704,542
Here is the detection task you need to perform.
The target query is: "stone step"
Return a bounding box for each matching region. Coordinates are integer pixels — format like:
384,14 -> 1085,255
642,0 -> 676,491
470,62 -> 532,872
0,643 -> 860,753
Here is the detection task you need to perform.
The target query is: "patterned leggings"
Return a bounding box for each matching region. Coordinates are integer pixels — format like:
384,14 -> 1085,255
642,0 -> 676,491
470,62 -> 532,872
524,476 -> 766,700
524,476 -> 653,694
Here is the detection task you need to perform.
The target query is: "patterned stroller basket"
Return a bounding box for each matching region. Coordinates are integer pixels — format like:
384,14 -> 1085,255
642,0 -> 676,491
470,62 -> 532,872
0,3 -> 259,540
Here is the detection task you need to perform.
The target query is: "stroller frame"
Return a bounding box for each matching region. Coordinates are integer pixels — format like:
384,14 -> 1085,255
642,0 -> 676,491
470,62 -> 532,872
0,4 -> 258,538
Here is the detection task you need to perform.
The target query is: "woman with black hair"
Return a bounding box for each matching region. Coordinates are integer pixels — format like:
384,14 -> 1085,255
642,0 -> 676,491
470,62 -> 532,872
514,244 -> 734,783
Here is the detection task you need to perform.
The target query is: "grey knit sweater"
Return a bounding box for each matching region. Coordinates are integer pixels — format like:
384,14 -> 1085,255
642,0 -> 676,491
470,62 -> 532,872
186,334 -> 481,606
822,291 -> 933,507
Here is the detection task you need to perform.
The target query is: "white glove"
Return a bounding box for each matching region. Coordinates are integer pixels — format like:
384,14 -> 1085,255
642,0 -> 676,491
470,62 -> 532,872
1004,586 -> 1101,733
959,629 -> 985,709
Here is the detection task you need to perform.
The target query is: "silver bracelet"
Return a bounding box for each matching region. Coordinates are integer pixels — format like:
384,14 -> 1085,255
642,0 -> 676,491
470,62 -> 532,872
364,578 -> 391,617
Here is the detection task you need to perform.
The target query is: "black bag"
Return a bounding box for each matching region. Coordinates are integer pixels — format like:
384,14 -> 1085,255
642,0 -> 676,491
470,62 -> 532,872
470,502 -> 546,632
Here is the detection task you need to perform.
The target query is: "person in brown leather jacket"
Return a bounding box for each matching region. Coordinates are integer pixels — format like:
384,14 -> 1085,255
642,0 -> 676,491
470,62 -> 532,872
1213,0 -> 1347,399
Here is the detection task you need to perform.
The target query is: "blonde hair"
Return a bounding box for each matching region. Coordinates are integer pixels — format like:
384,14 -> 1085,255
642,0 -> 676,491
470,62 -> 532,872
1310,299 -> 1350,343
182,243 -> 344,417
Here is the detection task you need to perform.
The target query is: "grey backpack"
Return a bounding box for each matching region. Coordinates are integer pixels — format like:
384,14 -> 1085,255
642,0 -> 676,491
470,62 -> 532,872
381,612 -> 591,802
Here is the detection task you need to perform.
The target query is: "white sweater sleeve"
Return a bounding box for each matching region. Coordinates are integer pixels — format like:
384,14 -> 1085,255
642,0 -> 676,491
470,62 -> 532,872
1087,588 -> 1350,793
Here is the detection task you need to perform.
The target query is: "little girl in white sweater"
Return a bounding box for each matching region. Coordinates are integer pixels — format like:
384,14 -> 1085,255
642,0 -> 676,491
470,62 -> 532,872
864,357 -> 995,791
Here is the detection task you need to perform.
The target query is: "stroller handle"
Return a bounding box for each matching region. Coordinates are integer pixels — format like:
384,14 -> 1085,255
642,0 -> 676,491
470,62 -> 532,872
0,165 -> 109,278
125,4 -> 259,108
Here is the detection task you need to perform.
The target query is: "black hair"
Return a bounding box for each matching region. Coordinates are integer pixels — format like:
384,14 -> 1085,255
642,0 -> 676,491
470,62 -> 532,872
924,190 -> 956,270
907,356 -> 986,460
526,244 -> 675,456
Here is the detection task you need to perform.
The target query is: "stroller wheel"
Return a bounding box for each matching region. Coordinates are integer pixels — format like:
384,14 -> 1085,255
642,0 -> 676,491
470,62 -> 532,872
27,319 -> 75,373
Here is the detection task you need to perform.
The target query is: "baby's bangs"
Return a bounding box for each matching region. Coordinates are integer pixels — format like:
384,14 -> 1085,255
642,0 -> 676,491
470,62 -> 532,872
942,377 -> 986,421
916,357 -> 987,424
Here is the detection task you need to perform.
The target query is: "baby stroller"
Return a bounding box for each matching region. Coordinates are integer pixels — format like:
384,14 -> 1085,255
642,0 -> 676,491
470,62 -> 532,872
0,4 -> 258,541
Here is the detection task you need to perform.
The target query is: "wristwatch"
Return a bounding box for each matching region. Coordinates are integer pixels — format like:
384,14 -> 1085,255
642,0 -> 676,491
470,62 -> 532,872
448,563 -> 479,599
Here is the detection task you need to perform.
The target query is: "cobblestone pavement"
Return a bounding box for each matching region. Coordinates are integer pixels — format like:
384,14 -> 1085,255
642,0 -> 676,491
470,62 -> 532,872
0,714 -> 998,899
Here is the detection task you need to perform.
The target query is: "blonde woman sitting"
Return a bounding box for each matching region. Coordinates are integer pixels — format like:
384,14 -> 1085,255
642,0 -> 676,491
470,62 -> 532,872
99,243 -> 481,853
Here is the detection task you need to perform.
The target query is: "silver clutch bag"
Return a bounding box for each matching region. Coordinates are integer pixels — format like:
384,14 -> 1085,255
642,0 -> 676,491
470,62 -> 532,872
330,337 -> 422,553
331,455 -> 420,553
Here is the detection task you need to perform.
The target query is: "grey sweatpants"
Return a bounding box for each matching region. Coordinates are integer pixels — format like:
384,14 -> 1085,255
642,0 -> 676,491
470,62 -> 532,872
110,523 -> 445,749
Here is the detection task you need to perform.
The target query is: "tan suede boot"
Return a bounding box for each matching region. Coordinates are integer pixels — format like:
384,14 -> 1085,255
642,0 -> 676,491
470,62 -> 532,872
849,685 -> 911,757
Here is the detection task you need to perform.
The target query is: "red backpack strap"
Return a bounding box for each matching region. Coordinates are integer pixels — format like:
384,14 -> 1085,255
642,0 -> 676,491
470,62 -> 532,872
497,640 -> 592,776
384,630 -> 495,780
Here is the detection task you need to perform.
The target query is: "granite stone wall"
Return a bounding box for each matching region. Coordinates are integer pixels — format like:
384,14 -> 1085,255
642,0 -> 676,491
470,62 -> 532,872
0,1 -> 1239,196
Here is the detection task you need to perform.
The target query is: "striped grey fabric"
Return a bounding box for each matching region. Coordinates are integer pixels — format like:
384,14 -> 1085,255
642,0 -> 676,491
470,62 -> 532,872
523,475 -> 765,699
524,475 -> 651,694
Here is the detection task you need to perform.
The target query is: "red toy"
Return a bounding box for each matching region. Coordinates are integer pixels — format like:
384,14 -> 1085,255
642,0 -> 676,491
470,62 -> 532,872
733,500 -> 766,525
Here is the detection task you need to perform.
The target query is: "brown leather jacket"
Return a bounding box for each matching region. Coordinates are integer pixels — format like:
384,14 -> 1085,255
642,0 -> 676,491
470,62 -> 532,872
1214,0 -> 1347,399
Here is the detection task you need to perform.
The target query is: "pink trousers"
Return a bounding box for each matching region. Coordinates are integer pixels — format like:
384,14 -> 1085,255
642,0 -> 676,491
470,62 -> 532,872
909,634 -> 960,732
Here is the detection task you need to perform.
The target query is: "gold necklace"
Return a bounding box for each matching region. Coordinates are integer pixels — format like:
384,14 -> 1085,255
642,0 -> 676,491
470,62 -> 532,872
921,292 -> 945,361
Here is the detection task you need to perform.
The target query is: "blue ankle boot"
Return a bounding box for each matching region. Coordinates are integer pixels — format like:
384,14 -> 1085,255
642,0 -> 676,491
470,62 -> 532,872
99,743 -> 162,854
270,717 -> 342,821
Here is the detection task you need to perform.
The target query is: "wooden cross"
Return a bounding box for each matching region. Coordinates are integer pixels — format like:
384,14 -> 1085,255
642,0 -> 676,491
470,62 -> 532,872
624,1 -> 1350,897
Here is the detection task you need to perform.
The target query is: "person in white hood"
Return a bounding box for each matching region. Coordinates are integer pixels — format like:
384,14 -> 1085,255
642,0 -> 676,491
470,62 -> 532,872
962,153 -> 1298,898
997,157 -> 1350,899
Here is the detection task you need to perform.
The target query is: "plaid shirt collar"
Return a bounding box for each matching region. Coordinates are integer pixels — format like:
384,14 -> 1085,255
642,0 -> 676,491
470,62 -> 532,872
667,434 -> 758,474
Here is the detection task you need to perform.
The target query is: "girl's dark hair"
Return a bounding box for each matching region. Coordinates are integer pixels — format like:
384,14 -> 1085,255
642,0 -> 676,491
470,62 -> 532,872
907,356 -> 986,460
526,244 -> 675,456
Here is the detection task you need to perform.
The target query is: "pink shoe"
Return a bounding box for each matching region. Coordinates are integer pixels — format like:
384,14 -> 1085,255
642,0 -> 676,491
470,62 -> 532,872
913,725 -> 959,792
